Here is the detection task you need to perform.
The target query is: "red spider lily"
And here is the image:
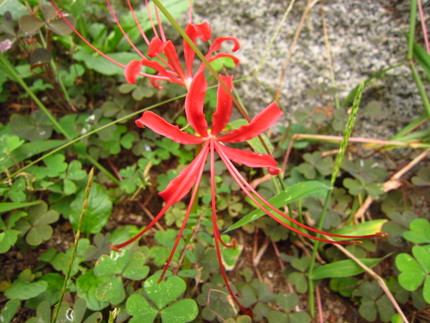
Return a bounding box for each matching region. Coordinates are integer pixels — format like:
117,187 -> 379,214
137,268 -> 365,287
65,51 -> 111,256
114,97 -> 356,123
112,72 -> 384,315
49,0 -> 239,89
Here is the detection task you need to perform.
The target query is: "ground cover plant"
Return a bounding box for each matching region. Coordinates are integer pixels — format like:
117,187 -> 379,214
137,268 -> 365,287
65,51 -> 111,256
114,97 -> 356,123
0,0 -> 429,322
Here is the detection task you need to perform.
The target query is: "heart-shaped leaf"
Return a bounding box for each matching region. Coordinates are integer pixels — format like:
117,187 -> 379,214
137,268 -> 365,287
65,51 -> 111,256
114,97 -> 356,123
15,202 -> 59,246
18,15 -> 44,33
396,251 -> 425,291
123,251 -> 150,280
126,294 -> 158,323
160,299 -> 198,322
95,276 -> 125,305
144,274 -> 186,309
403,218 -> 430,244
76,270 -> 109,311
67,160 -> 87,180
0,230 -> 20,253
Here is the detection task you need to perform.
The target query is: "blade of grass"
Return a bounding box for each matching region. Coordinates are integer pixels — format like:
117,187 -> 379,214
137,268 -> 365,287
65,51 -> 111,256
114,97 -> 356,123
408,0 -> 417,61
390,113 -> 427,140
407,0 -> 430,119
410,63 -> 430,119
417,0 -> 430,53
51,168 -> 94,323
307,81 -> 365,317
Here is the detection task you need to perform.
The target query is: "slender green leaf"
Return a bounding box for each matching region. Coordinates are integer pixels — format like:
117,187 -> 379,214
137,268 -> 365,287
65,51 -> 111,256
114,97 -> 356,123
331,219 -> 386,240
310,258 -> 383,279
225,181 -> 330,232
0,200 -> 42,213
0,140 -> 66,170
413,41 -> 430,77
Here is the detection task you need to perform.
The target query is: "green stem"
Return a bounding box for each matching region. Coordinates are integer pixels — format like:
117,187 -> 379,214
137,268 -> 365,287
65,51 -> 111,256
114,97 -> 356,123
51,168 -> 94,323
408,0 -> 417,61
0,54 -> 70,138
407,0 -> 430,120
410,62 -> 430,120
38,30 -> 73,109
307,82 -> 364,317
85,154 -> 120,185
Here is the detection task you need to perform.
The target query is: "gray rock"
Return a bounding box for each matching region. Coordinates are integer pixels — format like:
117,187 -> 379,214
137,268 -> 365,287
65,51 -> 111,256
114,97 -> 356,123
194,0 -> 428,138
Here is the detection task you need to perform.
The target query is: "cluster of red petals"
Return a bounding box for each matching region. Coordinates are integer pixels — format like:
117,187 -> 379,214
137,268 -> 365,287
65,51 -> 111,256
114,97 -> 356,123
124,22 -> 240,89
50,0 -> 240,90
135,72 -> 282,202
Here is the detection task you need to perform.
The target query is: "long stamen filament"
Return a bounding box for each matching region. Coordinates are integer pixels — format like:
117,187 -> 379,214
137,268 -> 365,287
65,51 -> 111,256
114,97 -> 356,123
126,0 -> 151,45
112,142 -> 210,250
145,0 -> 160,40
215,142 -> 382,244
210,140 -> 253,316
153,2 -> 166,41
105,0 -> 146,59
49,0 -> 125,69
159,147 -> 208,281
49,1 -> 169,81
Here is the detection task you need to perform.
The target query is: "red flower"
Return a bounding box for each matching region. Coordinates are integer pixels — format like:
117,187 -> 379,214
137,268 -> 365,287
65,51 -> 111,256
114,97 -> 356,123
112,72 -> 383,315
50,0 -> 239,89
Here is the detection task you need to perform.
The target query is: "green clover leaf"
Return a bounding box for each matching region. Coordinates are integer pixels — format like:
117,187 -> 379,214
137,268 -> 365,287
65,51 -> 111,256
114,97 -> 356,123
402,218 -> 430,244
396,245 -> 430,303
15,202 -> 59,246
127,274 -> 198,323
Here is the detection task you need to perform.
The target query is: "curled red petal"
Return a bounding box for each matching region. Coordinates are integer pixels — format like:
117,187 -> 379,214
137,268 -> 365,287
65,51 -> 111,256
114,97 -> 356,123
184,22 -> 212,76
211,75 -> 234,136
185,72 -> 209,136
185,22 -> 212,42
135,111 -> 204,145
148,37 -> 166,57
124,60 -> 142,84
206,36 -> 240,57
150,78 -> 163,90
160,142 -> 209,204
215,142 -> 279,172
218,102 -> 283,143
148,38 -> 186,82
